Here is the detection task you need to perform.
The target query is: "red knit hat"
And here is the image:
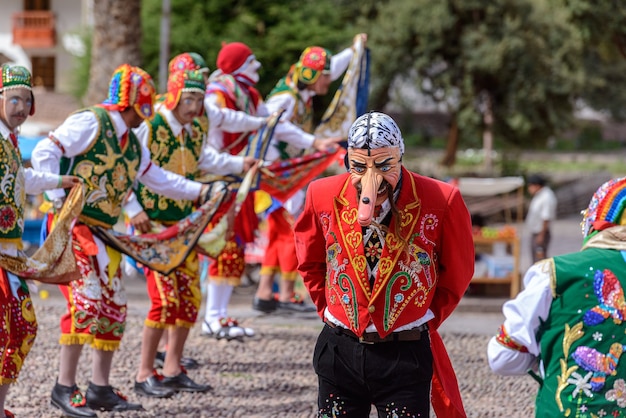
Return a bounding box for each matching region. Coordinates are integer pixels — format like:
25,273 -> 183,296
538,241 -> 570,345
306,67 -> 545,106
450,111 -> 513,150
217,42 -> 253,74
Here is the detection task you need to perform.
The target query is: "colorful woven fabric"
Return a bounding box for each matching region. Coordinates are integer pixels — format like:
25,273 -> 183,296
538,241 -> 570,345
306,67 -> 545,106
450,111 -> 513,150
314,35 -> 369,139
101,64 -> 155,119
163,69 -> 206,110
0,64 -> 35,115
582,177 -> 626,237
0,184 -> 84,283
196,163 -> 260,258
93,182 -> 230,276
260,149 -> 344,203
168,52 -> 209,74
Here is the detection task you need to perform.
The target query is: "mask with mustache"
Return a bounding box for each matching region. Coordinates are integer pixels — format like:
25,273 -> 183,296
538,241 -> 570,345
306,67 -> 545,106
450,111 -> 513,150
346,112 -> 404,227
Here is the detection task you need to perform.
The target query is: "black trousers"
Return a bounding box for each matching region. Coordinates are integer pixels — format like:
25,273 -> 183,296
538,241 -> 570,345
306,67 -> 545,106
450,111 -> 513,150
531,230 -> 551,263
313,324 -> 432,417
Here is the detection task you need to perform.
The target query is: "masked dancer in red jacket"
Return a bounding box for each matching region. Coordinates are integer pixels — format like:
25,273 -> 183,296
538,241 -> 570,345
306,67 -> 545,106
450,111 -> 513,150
294,111 -> 474,418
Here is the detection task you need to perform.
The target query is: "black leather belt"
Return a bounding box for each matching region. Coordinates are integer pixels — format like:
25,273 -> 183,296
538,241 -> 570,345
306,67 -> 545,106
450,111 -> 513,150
325,321 -> 428,344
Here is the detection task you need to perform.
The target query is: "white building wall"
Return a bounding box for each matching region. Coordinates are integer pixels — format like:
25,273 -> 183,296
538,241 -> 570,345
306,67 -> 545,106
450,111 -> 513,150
0,2 -> 31,68
0,0 -> 93,93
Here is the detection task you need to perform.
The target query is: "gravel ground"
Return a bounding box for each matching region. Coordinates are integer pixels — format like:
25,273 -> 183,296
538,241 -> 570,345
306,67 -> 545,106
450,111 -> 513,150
6,291 -> 537,418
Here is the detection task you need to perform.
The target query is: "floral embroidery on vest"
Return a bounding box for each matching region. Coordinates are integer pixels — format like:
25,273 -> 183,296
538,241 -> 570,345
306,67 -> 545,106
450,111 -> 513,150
544,253 -> 626,417
0,137 -> 24,240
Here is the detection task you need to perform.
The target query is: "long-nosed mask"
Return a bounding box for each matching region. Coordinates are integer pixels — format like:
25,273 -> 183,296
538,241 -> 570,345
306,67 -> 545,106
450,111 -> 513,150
346,112 -> 404,227
348,147 -> 401,226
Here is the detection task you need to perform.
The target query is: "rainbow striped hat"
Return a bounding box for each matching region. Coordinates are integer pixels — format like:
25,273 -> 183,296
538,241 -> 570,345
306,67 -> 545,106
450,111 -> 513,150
101,64 -> 155,120
582,177 -> 626,237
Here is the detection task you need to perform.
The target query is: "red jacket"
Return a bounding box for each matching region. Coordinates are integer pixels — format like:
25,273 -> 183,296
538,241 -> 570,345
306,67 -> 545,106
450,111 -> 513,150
294,167 -> 474,418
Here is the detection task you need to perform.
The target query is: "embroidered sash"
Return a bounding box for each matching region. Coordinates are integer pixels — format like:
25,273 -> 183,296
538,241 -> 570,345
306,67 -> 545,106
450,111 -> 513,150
0,184 -> 84,283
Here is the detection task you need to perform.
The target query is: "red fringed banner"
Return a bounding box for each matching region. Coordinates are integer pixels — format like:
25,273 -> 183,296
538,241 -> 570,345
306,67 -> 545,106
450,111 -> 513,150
259,149 -> 345,203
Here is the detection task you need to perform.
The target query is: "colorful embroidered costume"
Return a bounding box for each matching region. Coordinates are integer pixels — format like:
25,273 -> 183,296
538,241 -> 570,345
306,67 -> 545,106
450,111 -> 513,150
33,64 -> 205,347
126,68 -> 247,330
201,42 -> 322,337
294,112 -> 474,417
31,64 -> 206,416
0,64 -> 73,417
257,43 -> 354,303
489,177 -> 626,418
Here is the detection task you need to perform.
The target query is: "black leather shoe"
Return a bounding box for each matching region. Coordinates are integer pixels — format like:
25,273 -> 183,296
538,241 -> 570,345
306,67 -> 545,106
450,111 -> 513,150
85,381 -> 144,412
253,297 -> 277,313
155,350 -> 200,370
154,350 -> 166,368
134,375 -> 176,398
50,381 -> 97,418
161,372 -> 213,393
277,300 -> 316,313
181,355 -> 200,369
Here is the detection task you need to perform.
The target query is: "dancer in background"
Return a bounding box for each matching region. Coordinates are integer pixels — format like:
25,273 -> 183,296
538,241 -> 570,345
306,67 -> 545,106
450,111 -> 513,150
32,64 -> 212,417
253,33 -> 366,314
126,69 -> 257,398
489,177 -> 626,417
201,42 -> 339,339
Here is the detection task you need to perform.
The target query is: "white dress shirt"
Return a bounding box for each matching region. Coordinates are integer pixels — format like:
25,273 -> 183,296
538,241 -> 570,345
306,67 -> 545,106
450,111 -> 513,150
124,107 -> 244,218
487,261 -> 554,376
31,109 -> 202,203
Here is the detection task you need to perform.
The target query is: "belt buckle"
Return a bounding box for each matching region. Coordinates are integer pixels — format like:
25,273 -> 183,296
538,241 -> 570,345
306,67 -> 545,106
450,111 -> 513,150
358,335 -> 375,344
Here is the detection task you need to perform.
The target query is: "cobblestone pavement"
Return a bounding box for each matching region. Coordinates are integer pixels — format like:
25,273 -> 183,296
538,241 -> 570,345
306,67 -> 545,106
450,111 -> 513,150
9,299 -> 537,418
7,214 -> 585,417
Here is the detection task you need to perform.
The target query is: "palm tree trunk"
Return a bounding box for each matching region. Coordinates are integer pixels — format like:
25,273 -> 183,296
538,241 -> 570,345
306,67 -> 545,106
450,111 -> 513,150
84,0 -> 142,105
440,113 -> 458,167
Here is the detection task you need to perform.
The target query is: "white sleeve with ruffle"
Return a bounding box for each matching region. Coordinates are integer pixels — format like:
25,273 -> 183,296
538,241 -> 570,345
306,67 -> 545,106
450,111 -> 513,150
487,261 -> 554,376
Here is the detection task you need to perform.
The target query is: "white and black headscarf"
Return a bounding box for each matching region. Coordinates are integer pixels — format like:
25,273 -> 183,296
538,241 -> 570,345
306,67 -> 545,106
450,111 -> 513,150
347,111 -> 404,155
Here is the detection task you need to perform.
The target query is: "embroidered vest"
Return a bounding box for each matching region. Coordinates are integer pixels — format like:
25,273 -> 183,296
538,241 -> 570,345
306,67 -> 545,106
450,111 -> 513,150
60,106 -> 141,227
267,75 -> 313,160
136,112 -> 204,222
0,134 -> 25,244
536,248 -> 626,418
323,173 -> 440,337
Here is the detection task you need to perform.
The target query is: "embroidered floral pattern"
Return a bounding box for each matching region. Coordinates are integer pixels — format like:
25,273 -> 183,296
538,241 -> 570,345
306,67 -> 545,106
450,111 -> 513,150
0,205 -> 16,232
364,231 -> 382,262
70,388 -> 87,407
566,371 -> 593,398
319,393 -> 347,417
606,379 -> 626,408
111,162 -> 127,190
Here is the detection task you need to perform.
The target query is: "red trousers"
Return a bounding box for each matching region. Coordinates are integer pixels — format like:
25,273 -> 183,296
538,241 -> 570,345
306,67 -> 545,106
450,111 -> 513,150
0,269 -> 37,383
260,208 -> 298,279
143,251 -> 201,329
57,224 -> 126,351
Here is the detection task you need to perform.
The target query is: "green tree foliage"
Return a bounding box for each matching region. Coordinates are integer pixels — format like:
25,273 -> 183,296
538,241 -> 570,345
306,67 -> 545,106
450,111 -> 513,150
137,0 -> 626,156
357,0 -> 586,149
565,0 -> 626,120
141,0 -> 356,99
